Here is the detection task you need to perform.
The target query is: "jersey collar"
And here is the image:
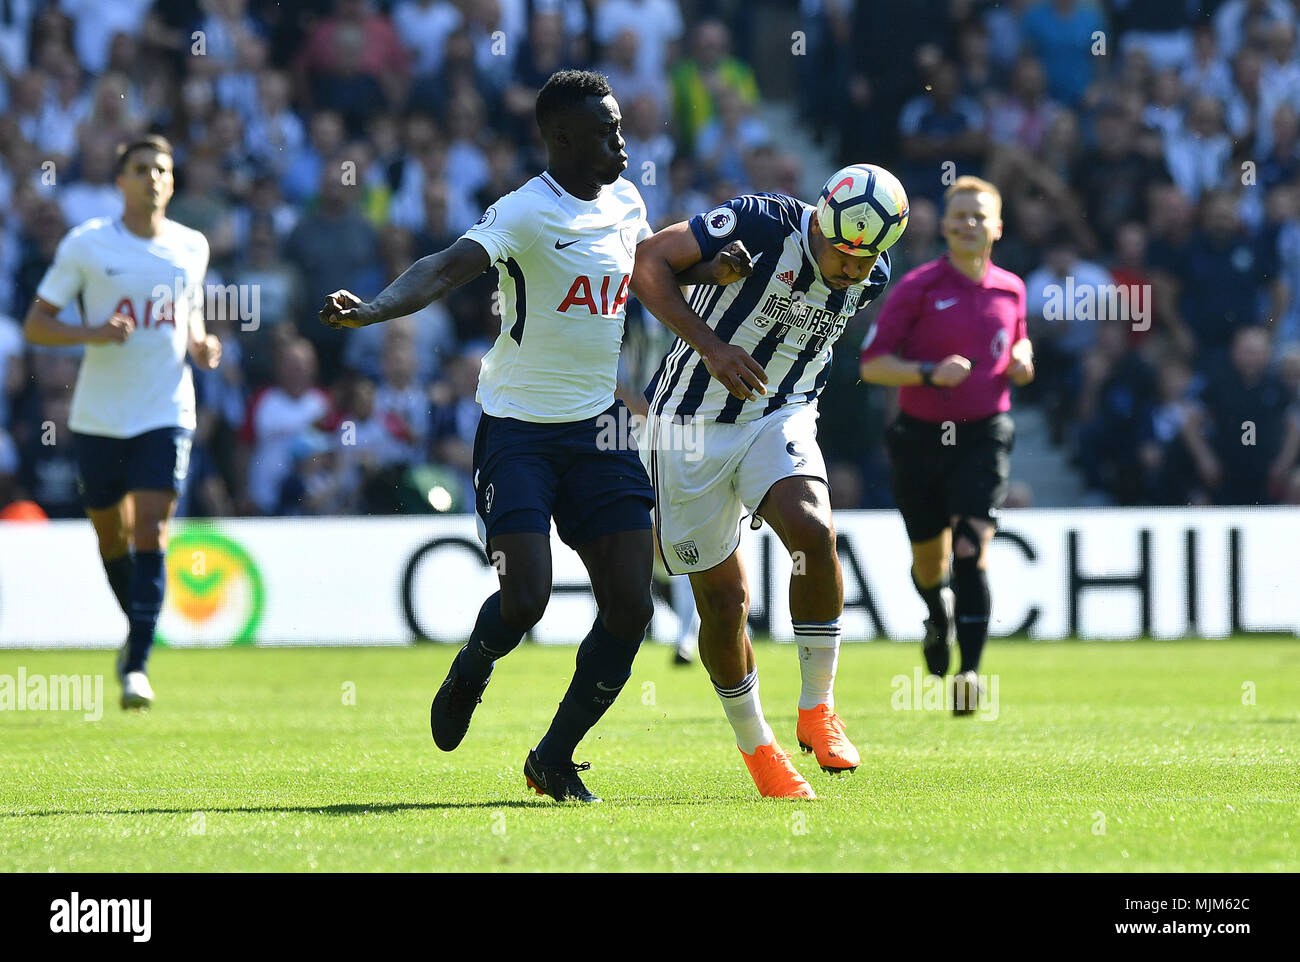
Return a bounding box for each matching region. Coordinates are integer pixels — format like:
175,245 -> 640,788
942,252 -> 994,287
114,217 -> 169,245
540,170 -> 605,207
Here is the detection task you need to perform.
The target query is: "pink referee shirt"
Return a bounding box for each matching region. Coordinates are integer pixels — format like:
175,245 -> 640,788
860,255 -> 1027,423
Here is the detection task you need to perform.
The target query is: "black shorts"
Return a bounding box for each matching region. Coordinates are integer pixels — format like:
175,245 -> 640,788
73,427 -> 194,511
883,411 -> 1014,544
472,399 -> 654,554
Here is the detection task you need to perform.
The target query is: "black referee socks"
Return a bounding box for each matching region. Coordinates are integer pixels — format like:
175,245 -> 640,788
952,555 -> 991,674
911,569 -> 951,634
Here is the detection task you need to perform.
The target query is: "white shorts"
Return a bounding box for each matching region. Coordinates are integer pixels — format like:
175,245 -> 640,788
640,402 -> 827,575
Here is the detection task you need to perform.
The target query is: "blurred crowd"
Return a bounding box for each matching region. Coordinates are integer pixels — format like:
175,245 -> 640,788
0,0 -> 1298,519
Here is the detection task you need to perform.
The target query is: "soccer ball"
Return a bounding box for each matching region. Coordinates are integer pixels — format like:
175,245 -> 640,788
815,163 -> 909,256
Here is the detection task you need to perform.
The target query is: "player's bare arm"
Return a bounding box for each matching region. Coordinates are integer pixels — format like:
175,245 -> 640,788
1006,337 -> 1034,386
674,240 -> 754,287
319,237 -> 492,330
860,352 -> 972,388
632,222 -> 768,401
23,296 -> 135,347
186,304 -> 222,370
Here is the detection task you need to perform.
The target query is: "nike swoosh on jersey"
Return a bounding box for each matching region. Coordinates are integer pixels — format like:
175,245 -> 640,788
554,238 -> 581,249
935,297 -> 959,310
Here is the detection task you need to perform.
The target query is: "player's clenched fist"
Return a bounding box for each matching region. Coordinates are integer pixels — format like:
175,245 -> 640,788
1006,354 -> 1034,386
710,241 -> 755,286
189,333 -> 222,370
94,312 -> 135,344
703,341 -> 768,401
319,289 -> 374,329
933,354 -> 972,388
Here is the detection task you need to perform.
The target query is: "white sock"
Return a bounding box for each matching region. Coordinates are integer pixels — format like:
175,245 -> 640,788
670,576 -> 699,647
794,619 -> 841,710
713,669 -> 774,754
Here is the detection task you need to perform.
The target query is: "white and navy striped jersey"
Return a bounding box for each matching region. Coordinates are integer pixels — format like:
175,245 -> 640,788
644,193 -> 891,424
462,171 -> 652,424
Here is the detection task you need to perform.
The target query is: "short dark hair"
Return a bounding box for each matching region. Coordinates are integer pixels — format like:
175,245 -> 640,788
115,135 -> 174,176
535,70 -> 613,135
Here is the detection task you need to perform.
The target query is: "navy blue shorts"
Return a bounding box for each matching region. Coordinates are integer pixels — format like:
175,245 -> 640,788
73,427 -> 194,511
473,400 -> 654,552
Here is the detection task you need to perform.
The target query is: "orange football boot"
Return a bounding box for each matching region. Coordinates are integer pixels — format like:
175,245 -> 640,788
796,704 -> 861,773
740,741 -> 817,799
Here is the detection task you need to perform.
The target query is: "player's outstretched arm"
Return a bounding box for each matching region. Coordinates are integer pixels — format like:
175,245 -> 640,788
632,222 -> 767,401
23,296 -> 133,346
859,353 -> 971,387
319,238 -> 491,330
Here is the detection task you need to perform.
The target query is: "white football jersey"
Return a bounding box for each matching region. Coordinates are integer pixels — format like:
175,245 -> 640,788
36,217 -> 209,438
462,171 -> 651,423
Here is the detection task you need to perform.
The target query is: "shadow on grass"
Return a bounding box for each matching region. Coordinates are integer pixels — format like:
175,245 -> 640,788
3,796 -> 733,818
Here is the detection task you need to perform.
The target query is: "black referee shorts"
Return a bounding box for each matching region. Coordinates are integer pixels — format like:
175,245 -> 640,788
883,411 -> 1015,544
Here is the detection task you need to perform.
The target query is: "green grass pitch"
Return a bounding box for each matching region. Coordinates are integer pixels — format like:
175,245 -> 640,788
2,639 -> 1297,872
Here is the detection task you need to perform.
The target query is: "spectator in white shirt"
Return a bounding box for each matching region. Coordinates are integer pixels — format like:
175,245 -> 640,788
1165,94 -> 1232,201
1181,22 -> 1234,102
594,0 -> 684,85
59,0 -> 153,75
1212,0 -> 1293,59
596,29 -> 669,113
242,337 -> 331,515
393,0 -> 462,78
58,139 -> 123,227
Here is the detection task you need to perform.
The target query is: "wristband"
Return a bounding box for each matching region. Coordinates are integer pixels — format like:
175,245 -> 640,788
918,362 -> 936,387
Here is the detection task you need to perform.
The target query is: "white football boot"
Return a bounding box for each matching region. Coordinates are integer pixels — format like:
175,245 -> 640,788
120,671 -> 155,710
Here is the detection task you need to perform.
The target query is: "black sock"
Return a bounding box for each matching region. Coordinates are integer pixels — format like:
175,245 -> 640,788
911,569 -> 950,631
952,556 -> 990,673
124,550 -> 166,674
535,617 -> 643,766
103,552 -> 135,617
455,592 -> 524,685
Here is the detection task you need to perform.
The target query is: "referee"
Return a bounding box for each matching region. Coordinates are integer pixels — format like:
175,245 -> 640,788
859,176 -> 1033,713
